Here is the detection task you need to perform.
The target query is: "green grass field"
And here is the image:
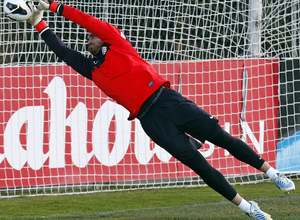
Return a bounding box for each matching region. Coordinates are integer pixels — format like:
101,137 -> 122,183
0,180 -> 299,219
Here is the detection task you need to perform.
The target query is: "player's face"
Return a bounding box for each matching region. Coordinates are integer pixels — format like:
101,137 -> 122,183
87,34 -> 104,56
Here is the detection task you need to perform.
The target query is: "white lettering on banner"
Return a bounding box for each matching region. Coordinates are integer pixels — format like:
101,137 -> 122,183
241,121 -> 265,153
0,75 -> 266,170
4,106 -> 47,170
65,102 -> 92,168
93,100 -> 131,166
224,121 -> 265,155
199,141 -> 214,157
224,122 -> 230,156
44,77 -> 67,168
0,152 -> 3,164
135,120 -> 172,164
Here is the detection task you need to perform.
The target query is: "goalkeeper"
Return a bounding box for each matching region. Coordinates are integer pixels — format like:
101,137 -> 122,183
27,1 -> 295,219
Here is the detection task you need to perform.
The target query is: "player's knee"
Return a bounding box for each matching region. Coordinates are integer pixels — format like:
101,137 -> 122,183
181,152 -> 214,176
159,136 -> 200,162
168,145 -> 199,162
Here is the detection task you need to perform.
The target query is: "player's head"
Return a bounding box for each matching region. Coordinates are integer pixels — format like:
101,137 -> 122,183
87,33 -> 104,56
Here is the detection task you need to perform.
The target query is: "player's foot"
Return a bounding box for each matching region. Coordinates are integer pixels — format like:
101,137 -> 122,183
273,173 -> 295,194
246,201 -> 272,220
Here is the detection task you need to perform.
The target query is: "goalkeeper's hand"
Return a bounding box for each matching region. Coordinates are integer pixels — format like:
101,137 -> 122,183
37,0 -> 53,10
27,6 -> 44,27
37,0 -> 63,15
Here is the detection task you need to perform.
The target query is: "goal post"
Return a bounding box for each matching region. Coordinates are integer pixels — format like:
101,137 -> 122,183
0,0 -> 299,197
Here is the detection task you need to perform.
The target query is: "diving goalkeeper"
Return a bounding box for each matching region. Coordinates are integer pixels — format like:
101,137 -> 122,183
27,1 -> 295,219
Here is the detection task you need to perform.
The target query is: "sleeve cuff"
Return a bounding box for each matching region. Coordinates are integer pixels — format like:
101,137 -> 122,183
35,20 -> 49,33
49,1 -> 60,13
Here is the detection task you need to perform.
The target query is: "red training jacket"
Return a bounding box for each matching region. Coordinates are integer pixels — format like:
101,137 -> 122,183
61,5 -> 170,120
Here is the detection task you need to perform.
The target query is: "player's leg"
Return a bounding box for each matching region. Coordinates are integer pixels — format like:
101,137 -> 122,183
174,144 -> 273,219
164,90 -> 263,172
206,123 -> 295,193
139,89 -> 273,218
138,98 -> 270,219
138,93 -> 237,201
141,117 -> 237,202
162,88 -> 294,194
140,114 -> 272,219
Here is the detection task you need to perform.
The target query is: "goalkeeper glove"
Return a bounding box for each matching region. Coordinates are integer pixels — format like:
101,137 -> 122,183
27,6 -> 49,34
37,0 -> 64,15
27,6 -> 44,26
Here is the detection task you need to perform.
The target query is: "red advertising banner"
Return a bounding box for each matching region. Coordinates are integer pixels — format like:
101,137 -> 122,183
0,59 -> 279,188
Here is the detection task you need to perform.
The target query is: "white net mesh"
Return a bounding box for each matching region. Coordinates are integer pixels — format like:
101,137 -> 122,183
0,0 -> 299,196
1,0 -> 300,65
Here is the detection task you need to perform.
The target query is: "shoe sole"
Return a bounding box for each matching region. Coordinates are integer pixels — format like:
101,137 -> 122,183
282,187 -> 295,194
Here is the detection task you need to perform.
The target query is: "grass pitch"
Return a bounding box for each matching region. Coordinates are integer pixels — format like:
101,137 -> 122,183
0,180 -> 299,219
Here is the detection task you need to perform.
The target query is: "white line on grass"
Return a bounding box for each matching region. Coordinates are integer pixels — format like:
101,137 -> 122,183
19,195 -> 300,219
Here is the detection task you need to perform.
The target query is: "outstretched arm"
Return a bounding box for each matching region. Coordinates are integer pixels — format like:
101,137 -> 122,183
41,29 -> 94,80
37,0 -> 128,46
27,6 -> 94,80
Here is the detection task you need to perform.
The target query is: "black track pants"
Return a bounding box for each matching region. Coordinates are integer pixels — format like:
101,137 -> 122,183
206,123 -> 265,170
139,88 -> 264,201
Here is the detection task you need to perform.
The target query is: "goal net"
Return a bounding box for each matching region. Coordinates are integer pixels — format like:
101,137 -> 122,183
0,0 -> 299,196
